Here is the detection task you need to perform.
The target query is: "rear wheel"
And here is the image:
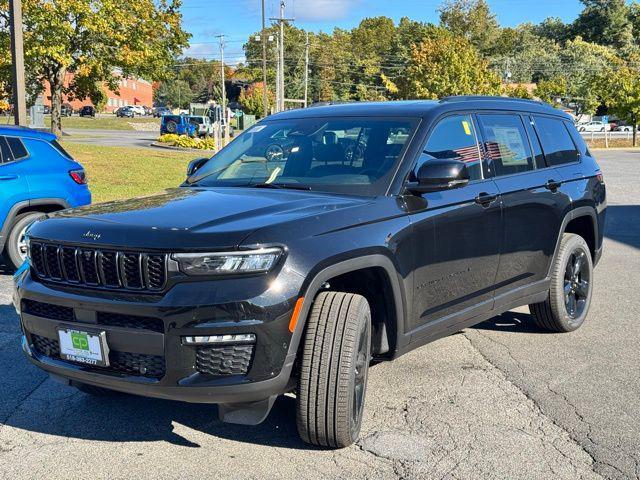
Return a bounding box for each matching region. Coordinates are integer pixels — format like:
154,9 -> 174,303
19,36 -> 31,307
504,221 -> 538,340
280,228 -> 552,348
3,212 -> 43,270
530,233 -> 593,332
296,292 -> 372,448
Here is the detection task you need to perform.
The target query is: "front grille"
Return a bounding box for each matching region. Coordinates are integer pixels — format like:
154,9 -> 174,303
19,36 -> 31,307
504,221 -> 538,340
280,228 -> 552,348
22,299 -> 74,321
30,241 -> 167,292
97,311 -> 164,333
196,344 -> 254,376
30,334 -> 165,379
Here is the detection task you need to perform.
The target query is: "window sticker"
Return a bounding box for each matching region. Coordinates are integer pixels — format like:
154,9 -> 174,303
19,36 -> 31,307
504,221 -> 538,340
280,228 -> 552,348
462,120 -> 472,136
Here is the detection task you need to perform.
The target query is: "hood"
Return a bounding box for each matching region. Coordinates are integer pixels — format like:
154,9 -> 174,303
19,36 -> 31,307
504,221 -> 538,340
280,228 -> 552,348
28,187 -> 370,250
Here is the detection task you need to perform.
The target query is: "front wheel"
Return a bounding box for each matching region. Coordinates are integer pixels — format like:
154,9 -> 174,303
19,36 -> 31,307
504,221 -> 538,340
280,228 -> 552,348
296,292 -> 371,448
3,212 -> 43,270
530,233 -> 593,332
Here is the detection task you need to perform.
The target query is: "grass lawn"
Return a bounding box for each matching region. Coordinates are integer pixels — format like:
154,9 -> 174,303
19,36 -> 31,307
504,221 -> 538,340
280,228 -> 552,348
63,143 -> 198,203
45,115 -> 160,131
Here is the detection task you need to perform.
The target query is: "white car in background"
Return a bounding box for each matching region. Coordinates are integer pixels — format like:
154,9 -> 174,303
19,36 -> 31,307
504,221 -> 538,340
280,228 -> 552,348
189,115 -> 214,137
577,121 -> 611,132
130,105 -> 146,116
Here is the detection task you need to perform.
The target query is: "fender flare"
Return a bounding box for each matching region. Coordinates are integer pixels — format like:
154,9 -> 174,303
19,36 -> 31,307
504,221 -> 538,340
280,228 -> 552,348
287,254 -> 407,361
0,198 -> 70,251
549,206 -> 599,275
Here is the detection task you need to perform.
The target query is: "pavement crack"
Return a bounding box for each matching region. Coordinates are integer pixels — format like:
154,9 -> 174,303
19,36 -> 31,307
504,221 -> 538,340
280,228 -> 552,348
0,376 -> 47,431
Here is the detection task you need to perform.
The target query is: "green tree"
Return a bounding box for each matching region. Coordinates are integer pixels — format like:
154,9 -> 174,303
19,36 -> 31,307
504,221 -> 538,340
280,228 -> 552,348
534,77 -> 567,105
573,0 -> 633,50
239,84 -> 274,118
438,0 -> 500,54
154,79 -> 193,109
503,84 -> 533,99
599,64 -> 640,145
533,17 -> 572,44
395,29 -> 501,99
0,0 -> 189,136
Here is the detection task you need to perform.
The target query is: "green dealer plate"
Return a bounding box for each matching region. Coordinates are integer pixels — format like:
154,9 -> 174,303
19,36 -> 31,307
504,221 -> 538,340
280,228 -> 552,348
57,328 -> 109,367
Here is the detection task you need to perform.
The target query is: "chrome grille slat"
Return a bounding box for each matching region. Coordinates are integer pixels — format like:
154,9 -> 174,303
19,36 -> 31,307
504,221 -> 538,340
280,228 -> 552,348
29,241 -> 167,292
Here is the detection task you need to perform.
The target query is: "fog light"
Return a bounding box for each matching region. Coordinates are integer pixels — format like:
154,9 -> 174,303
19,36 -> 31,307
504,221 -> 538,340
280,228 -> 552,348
182,333 -> 256,345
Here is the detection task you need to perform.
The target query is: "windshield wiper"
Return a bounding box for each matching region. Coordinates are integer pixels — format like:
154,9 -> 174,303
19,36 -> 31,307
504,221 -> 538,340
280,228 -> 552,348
249,182 -> 312,191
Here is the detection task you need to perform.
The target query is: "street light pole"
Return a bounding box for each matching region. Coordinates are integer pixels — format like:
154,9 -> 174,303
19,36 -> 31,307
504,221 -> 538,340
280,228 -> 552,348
261,0 -> 268,117
9,0 -> 27,126
217,34 -> 228,141
304,31 -> 309,108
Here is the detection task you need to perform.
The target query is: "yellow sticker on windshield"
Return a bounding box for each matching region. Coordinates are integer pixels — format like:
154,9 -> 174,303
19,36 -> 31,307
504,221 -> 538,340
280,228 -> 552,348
462,121 -> 472,136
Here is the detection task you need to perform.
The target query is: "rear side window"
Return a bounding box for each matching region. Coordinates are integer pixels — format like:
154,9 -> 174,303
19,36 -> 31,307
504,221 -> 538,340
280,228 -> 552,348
477,114 -> 535,177
0,137 -> 14,164
51,140 -> 74,160
423,114 -> 482,180
6,137 -> 28,160
533,116 -> 579,165
564,120 -> 591,157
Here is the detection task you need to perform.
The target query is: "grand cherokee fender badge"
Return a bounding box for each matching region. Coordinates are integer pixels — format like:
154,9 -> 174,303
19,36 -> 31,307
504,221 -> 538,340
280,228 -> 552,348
82,230 -> 101,241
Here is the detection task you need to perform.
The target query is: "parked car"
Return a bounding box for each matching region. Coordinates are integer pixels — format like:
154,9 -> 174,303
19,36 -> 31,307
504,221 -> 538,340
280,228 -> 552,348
60,104 -> 73,117
115,106 -> 135,118
577,121 -> 610,132
0,126 -> 91,270
130,105 -> 146,116
614,122 -> 635,132
15,97 -> 606,448
160,114 -> 197,136
78,106 -> 96,118
142,106 -> 153,116
43,105 -> 50,115
153,106 -> 172,118
189,115 -> 214,137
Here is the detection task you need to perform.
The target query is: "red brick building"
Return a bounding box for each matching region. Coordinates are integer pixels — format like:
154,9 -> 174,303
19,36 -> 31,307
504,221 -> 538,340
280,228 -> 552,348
43,69 -> 153,113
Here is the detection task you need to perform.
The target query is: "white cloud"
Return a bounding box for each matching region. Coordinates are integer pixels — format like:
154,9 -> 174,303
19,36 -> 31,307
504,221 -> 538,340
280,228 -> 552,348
290,0 -> 361,22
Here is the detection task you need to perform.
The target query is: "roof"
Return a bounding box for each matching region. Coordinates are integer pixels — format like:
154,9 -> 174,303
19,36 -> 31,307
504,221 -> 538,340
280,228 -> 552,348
0,125 -> 56,141
266,96 -> 572,121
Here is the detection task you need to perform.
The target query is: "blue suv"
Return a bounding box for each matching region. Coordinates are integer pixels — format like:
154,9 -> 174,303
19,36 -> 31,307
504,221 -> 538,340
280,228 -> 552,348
0,126 -> 91,270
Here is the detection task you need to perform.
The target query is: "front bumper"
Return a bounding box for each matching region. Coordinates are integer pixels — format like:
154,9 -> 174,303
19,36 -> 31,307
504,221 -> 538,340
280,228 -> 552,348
15,269 -> 301,405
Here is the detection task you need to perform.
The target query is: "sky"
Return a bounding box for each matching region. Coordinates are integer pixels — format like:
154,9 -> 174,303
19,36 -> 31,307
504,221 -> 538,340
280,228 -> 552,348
180,0 -> 586,64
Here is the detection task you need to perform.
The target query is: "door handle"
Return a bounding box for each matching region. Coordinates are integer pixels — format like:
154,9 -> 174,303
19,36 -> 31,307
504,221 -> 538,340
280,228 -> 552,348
475,192 -> 498,207
0,174 -> 18,181
545,179 -> 562,191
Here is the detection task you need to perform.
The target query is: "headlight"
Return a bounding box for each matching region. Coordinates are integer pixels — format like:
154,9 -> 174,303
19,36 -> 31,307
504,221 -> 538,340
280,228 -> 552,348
172,248 -> 282,276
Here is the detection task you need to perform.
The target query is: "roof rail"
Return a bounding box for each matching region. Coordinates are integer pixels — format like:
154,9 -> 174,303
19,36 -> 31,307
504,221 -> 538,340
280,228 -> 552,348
439,95 -> 547,106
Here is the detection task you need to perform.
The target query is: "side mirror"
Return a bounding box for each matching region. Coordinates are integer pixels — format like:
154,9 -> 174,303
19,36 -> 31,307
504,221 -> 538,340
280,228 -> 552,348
187,157 -> 209,177
407,158 -> 470,194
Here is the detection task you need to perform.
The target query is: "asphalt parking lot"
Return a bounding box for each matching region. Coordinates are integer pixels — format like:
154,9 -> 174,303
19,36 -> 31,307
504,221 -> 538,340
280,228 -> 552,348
0,150 -> 638,480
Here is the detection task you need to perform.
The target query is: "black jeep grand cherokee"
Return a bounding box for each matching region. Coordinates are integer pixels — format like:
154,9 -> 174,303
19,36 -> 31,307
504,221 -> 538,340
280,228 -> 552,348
14,97 -> 606,448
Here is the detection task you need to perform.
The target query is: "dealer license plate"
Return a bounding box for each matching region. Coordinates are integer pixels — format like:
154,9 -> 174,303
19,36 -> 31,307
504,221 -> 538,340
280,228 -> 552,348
58,328 -> 109,367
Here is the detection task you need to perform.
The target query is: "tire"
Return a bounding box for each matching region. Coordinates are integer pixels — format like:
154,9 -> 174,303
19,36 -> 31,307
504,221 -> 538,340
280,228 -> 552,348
530,233 -> 593,332
3,212 -> 43,270
165,121 -> 177,133
296,291 -> 372,448
74,382 -> 123,396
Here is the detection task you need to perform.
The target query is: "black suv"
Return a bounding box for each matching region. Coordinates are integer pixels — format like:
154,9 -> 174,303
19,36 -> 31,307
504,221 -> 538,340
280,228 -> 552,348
14,97 -> 606,448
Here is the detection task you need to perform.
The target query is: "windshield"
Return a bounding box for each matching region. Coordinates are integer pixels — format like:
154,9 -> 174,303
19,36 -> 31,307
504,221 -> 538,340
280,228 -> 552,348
187,116 -> 419,195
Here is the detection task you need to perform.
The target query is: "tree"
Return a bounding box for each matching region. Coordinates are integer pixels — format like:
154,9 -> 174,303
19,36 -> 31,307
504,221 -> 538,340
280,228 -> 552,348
154,79 -> 193,109
0,0 -> 189,136
239,83 -> 274,118
394,29 -> 501,99
559,37 -> 621,117
573,0 -> 633,50
599,65 -> 640,145
438,0 -> 500,54
534,77 -> 567,105
503,84 -> 533,99
533,17 -> 572,44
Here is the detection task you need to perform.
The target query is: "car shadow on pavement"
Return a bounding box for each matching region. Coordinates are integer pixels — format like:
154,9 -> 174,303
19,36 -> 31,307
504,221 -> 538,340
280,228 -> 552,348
473,310 -> 552,334
604,205 -> 640,250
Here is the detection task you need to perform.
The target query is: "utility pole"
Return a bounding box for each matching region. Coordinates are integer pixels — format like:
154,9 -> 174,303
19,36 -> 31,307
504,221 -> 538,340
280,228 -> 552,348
304,31 -> 309,108
217,34 -> 228,142
261,0 -> 268,117
9,0 -> 27,126
270,1 -> 294,112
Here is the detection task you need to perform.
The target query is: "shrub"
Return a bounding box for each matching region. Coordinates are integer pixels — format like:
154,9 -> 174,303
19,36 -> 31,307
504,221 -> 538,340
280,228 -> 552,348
157,134 -> 217,151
